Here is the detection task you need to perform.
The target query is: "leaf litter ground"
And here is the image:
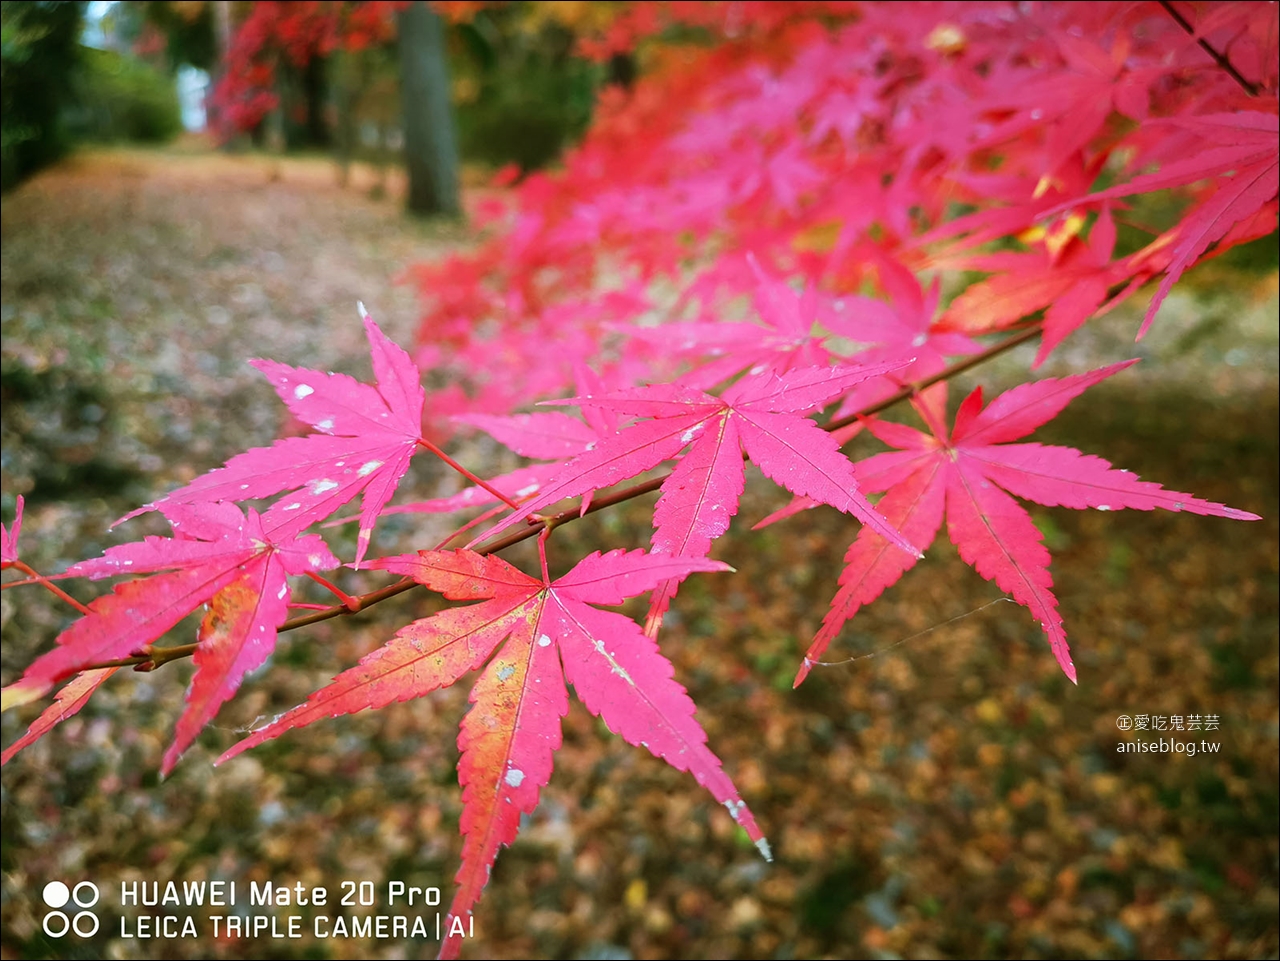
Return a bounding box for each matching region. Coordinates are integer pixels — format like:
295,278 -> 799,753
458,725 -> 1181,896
1,146 -> 1277,960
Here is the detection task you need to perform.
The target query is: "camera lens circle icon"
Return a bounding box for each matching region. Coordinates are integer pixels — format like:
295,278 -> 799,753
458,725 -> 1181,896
42,881 -> 71,909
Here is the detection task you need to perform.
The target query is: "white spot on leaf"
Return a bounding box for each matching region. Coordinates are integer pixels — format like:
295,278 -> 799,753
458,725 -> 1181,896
358,460 -> 383,477
537,634 -> 552,647
294,384 -> 314,399
309,479 -> 340,495
505,768 -> 525,787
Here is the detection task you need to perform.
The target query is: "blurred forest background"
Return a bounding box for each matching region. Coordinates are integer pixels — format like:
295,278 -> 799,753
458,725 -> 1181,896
2,0 -> 606,198
2,2 -> 1277,960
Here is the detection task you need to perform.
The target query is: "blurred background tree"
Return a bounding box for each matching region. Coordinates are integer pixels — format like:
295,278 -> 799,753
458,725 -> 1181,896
447,1 -> 602,173
66,43 -> 183,144
398,0 -> 459,216
1,0 -> 190,192
1,1 -> 88,191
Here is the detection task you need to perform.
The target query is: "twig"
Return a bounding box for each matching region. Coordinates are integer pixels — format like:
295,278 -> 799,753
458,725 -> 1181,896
1157,0 -> 1260,96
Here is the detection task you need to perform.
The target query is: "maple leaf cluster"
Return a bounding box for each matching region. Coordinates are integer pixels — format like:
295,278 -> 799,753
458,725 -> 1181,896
3,2 -> 1275,958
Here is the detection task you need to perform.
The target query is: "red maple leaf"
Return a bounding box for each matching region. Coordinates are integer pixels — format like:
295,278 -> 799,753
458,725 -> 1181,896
1070,111 -> 1279,334
620,254 -> 849,388
219,547 -> 768,960
3,502 -> 339,773
1000,30 -> 1157,175
939,208 -> 1123,364
797,361 -> 1260,687
124,307 -> 427,566
471,363 -> 919,634
0,667 -> 119,767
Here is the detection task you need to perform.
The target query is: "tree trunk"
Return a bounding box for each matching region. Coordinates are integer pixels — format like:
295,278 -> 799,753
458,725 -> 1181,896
297,55 -> 331,149
210,0 -> 234,144
397,0 -> 460,218
333,50 -> 366,187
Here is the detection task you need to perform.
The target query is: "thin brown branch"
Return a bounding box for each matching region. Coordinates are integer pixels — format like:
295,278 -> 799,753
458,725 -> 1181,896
9,561 -> 92,615
825,323 -> 1043,430
93,643 -> 198,671
1157,0 -> 1260,96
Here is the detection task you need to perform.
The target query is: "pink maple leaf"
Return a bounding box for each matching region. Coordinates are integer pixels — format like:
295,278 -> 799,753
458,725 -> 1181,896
471,363 -> 919,634
999,30 -> 1157,175
940,208 -> 1123,364
620,254 -> 851,389
385,365 -> 623,520
1067,112 -> 1279,334
123,307 -> 426,565
1,667 -> 119,766
825,274 -> 981,417
797,361 -> 1260,687
6,501 -> 338,773
219,547 -> 768,960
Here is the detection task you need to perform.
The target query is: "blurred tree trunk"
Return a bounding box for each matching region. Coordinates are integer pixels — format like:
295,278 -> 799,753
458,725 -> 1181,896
299,55 -> 331,148
397,0 -> 460,218
211,0 -> 233,143
607,52 -> 637,90
279,55 -> 331,150
333,51 -> 363,187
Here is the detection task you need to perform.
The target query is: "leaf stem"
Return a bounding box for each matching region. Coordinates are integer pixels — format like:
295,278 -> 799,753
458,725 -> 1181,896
432,501 -> 512,550
417,437 -> 523,511
7,561 -> 92,615
537,525 -> 554,584
306,571 -> 362,611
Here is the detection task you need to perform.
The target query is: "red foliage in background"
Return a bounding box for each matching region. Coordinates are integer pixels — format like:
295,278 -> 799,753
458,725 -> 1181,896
210,0 -> 402,135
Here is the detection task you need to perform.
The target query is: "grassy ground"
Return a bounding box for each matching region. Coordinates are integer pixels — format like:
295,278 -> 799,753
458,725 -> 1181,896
1,146 -> 1277,961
